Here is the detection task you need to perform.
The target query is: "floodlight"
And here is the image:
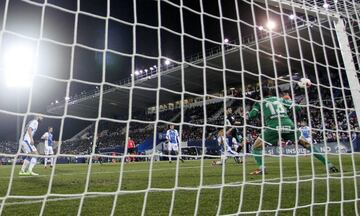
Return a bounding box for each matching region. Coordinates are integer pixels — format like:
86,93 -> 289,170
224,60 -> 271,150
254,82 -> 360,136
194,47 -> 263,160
266,20 -> 276,30
258,26 -> 264,31
165,59 -> 170,65
55,100 -> 59,104
150,67 -> 154,71
4,45 -> 35,88
140,70 -> 143,74
289,14 -> 295,20
224,38 -> 229,43
144,69 -> 148,72
134,70 -> 140,76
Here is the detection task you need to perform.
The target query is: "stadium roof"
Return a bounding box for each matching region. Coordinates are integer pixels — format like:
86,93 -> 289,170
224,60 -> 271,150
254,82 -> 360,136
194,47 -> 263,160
47,18 -> 340,119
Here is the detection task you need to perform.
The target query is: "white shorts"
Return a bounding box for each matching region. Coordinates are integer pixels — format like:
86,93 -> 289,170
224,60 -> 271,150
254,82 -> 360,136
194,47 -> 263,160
44,145 -> 54,155
22,140 -> 37,153
223,145 -> 238,157
305,138 -> 312,144
300,136 -> 312,145
167,143 -> 179,152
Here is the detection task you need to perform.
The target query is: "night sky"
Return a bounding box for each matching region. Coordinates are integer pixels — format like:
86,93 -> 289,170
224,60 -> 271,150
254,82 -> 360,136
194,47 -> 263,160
0,0 -> 297,141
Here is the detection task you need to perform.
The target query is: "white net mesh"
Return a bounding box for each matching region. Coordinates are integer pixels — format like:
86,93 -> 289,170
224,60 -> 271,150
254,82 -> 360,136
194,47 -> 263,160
0,0 -> 359,215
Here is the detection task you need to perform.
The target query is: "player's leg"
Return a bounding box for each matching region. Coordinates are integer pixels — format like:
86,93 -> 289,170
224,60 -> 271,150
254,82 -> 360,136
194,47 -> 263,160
226,144 -> 241,164
130,148 -> 135,162
286,131 -> 339,173
20,141 -> 32,175
127,148 -> 133,163
175,145 -> 184,163
250,129 -> 277,175
212,148 -> 227,166
44,146 -> 49,168
28,155 -> 38,175
49,147 -> 54,167
27,145 -> 39,175
171,144 -> 183,163
168,143 -> 172,162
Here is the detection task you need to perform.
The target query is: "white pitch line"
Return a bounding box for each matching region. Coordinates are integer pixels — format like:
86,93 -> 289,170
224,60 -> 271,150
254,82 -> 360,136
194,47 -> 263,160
0,160 -> 287,180
0,165 -> 205,179
0,170 -> 358,207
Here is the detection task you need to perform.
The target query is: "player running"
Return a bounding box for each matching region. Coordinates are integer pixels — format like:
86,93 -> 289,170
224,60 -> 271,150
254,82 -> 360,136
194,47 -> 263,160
19,116 -> 43,176
212,129 -> 241,166
247,87 -> 339,175
166,124 -> 184,163
41,126 -> 55,168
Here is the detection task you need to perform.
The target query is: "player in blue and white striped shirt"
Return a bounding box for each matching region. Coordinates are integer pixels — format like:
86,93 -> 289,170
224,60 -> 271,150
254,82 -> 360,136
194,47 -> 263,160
212,129 -> 241,166
166,124 -> 184,163
41,127 -> 55,168
299,121 -> 313,145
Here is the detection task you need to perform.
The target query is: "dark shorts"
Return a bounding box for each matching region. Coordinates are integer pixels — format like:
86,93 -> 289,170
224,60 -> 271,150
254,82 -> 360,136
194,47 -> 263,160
128,148 -> 135,154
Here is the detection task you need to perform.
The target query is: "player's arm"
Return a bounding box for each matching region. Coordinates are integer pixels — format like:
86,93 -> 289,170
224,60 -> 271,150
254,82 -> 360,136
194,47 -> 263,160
282,98 -> 302,113
225,127 -> 233,136
165,130 -> 170,143
27,127 -> 34,145
234,120 -> 241,125
176,131 -> 181,146
41,132 -> 48,140
217,136 -> 224,145
248,102 -> 260,120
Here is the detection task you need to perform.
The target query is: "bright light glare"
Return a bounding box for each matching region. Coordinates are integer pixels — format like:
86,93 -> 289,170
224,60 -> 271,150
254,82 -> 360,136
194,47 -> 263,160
323,3 -> 329,9
4,46 -> 35,88
224,38 -> 229,43
165,59 -> 170,65
266,20 -> 276,30
258,26 -> 264,31
289,14 -> 295,20
65,96 -> 70,101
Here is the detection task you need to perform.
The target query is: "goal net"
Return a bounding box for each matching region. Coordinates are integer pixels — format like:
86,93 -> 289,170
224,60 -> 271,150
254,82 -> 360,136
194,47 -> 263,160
0,0 -> 359,215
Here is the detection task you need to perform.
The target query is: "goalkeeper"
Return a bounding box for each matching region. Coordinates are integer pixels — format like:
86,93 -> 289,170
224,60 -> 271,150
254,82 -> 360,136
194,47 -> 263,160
246,87 -> 339,175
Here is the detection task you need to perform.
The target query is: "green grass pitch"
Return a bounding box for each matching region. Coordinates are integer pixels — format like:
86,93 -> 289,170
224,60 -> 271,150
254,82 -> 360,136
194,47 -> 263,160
0,154 -> 359,216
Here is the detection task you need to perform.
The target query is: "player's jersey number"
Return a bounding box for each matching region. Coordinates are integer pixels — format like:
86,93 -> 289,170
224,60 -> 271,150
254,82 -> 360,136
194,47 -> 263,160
265,101 -> 286,115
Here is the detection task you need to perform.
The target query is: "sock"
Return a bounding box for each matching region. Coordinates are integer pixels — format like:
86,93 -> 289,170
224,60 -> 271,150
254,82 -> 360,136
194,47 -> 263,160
28,157 -> 37,173
252,149 -> 263,168
44,157 -> 48,167
21,157 -> 30,172
50,157 -> 54,166
237,145 -> 243,153
306,145 -> 327,165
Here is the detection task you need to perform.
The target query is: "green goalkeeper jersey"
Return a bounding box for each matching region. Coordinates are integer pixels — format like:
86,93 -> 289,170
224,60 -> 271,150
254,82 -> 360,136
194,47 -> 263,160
248,96 -> 301,128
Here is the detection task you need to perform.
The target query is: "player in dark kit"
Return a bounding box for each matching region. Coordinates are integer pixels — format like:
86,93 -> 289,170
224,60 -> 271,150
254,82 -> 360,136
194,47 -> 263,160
87,135 -> 103,164
226,107 -> 243,163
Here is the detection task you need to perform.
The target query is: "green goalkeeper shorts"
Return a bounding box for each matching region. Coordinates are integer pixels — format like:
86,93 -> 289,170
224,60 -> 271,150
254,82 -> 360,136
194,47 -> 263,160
261,126 -> 301,146
261,115 -> 301,145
